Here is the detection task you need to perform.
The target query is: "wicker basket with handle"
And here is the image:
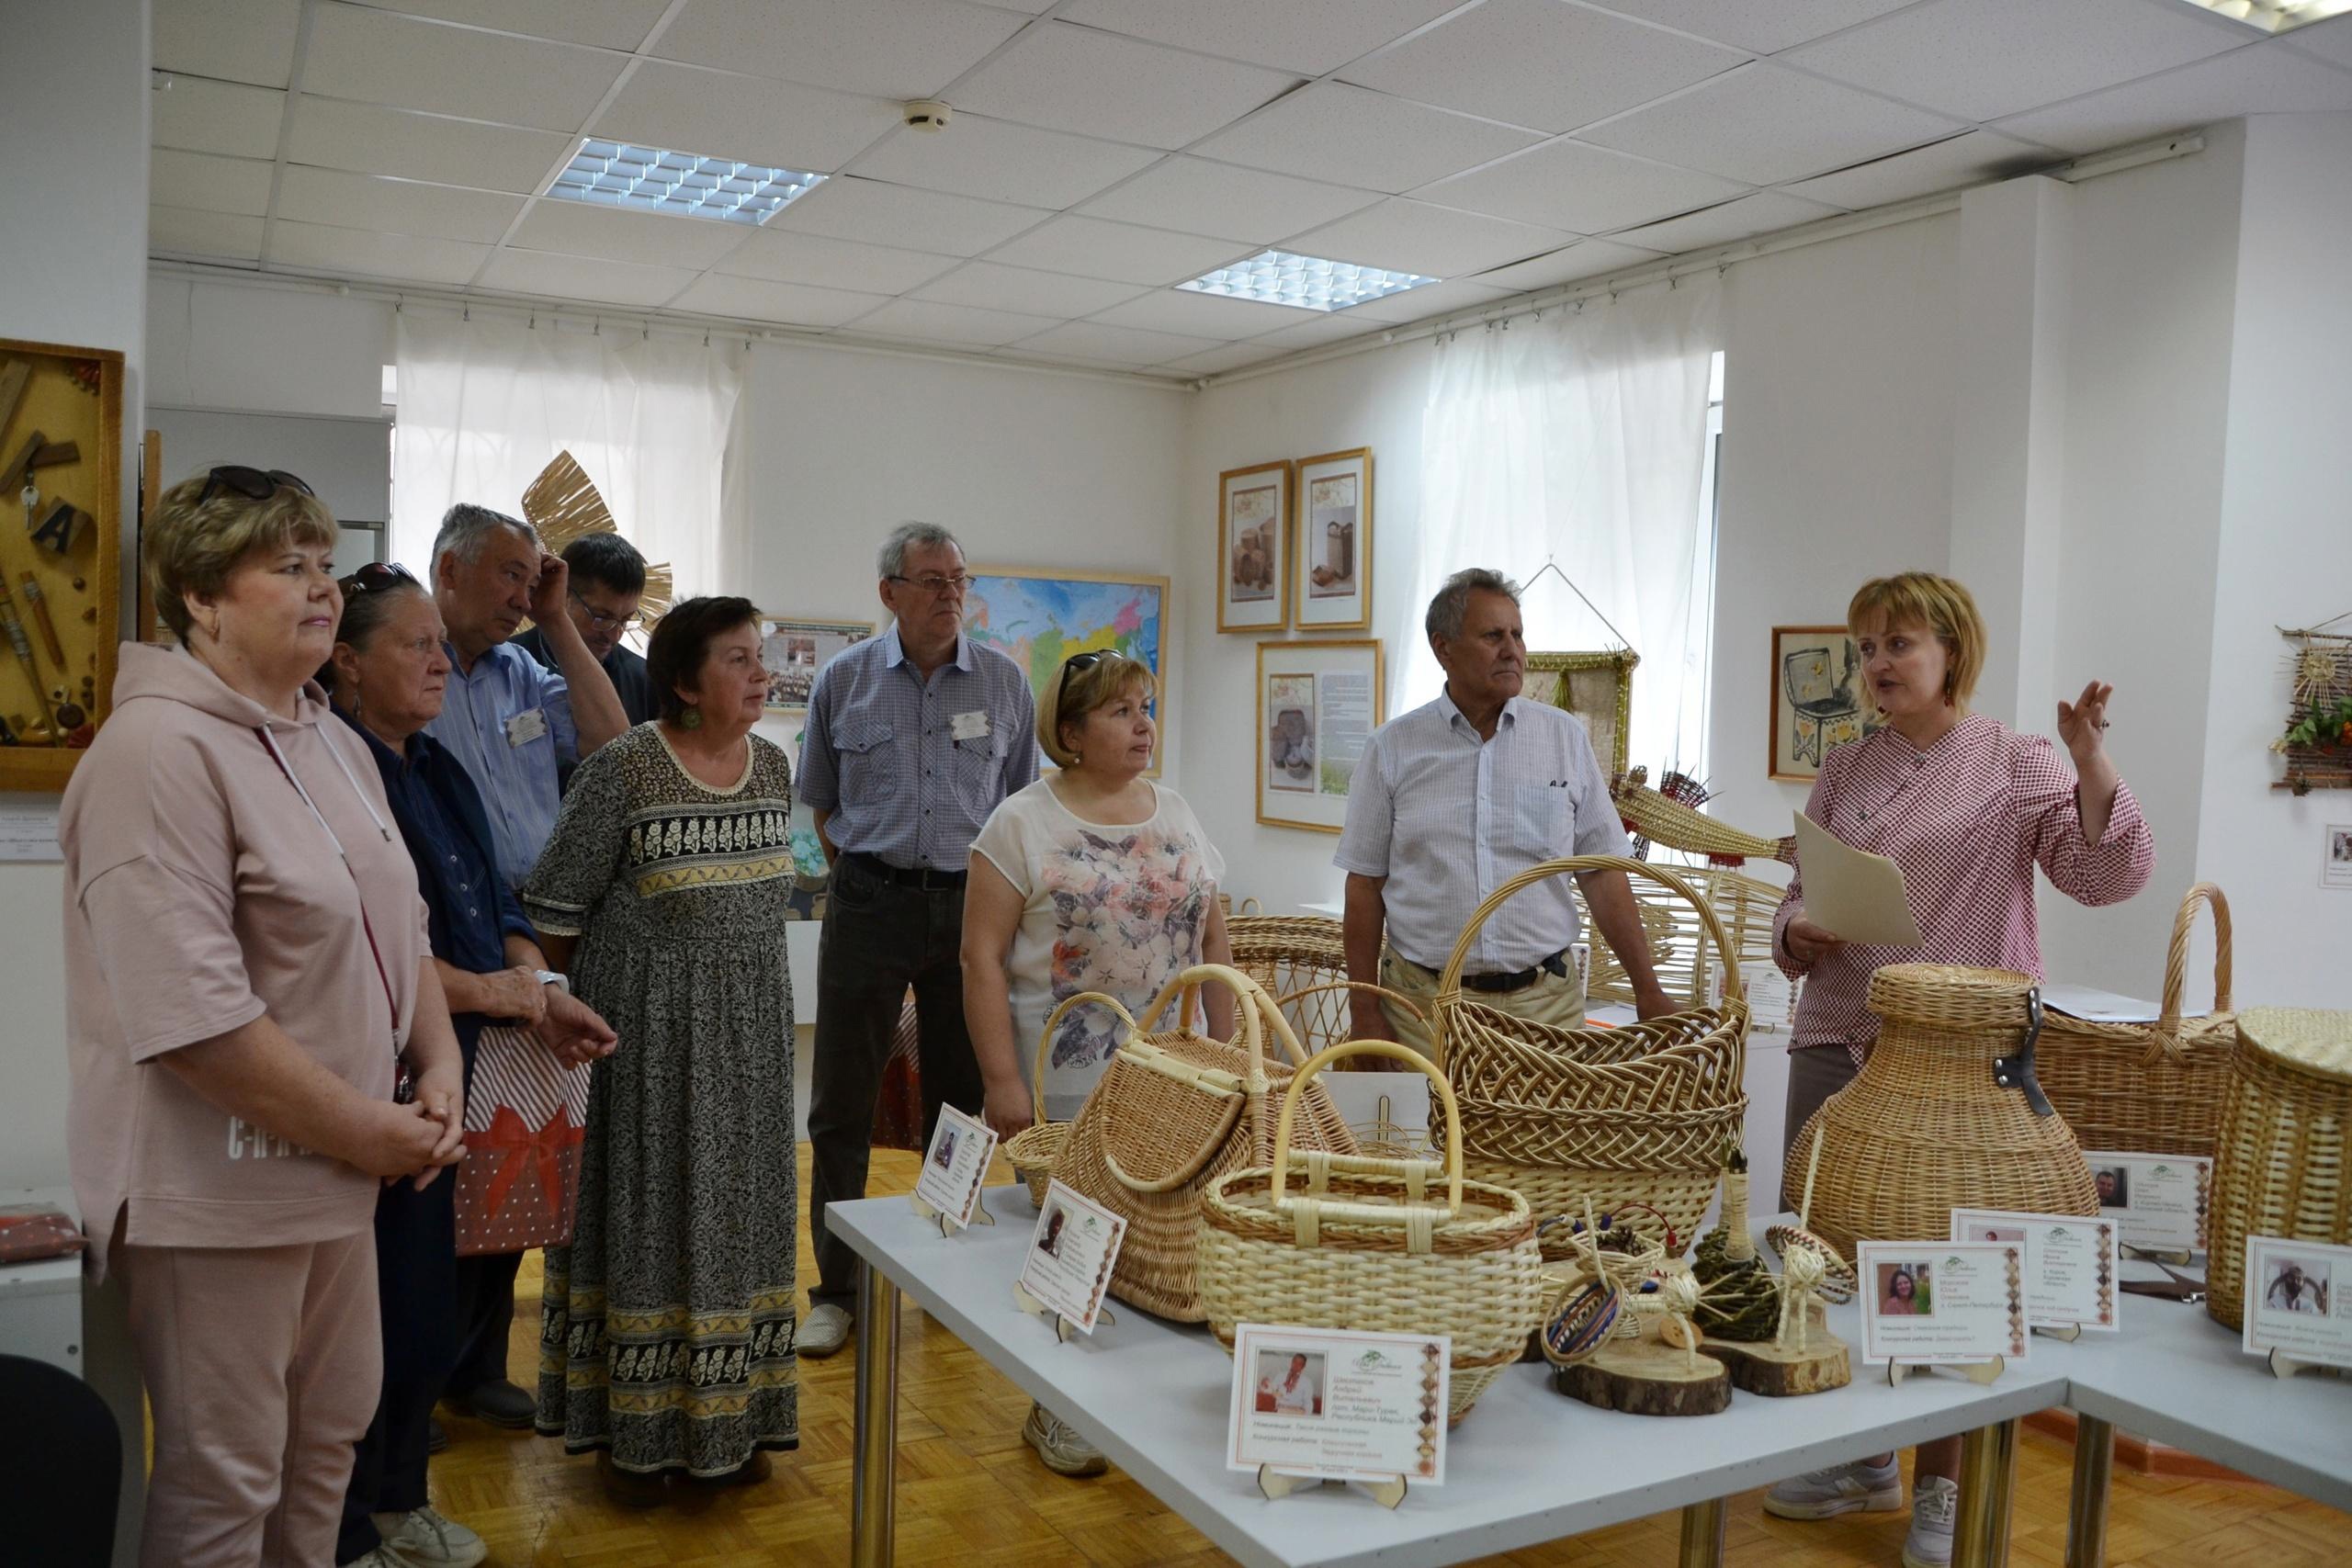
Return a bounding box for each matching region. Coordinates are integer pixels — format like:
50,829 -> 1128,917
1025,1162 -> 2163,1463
1197,1040 -> 1547,1426
1587,865 -> 1784,1014
1433,855 -> 1750,1258
2039,883 -> 2235,1159
1050,963 -> 1357,1322
2205,1007 -> 2352,1331
1782,964 -> 2098,1258
1228,914 -> 1355,1056
1002,988 -> 1122,1208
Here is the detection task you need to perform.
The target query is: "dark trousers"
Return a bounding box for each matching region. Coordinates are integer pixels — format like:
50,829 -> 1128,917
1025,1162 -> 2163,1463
808,855 -> 986,1310
1782,1042 -> 1862,1163
335,1169 -> 458,1563
447,1249 -> 523,1395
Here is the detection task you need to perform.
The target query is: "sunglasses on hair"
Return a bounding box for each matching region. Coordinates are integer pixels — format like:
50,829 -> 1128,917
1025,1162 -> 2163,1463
338,560 -> 419,594
195,466 -> 316,508
1061,650 -> 1125,674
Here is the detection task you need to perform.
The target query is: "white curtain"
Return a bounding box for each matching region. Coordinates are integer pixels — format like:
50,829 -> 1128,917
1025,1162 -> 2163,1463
1405,277 -> 1721,776
390,310 -> 746,604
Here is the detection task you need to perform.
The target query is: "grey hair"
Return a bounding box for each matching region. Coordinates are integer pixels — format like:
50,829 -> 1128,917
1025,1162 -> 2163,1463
877,521 -> 962,580
1425,567 -> 1521,642
431,503 -> 538,570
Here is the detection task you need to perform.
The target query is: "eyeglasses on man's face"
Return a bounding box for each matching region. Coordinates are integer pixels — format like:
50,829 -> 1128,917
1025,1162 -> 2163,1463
569,590 -> 640,632
886,572 -> 974,597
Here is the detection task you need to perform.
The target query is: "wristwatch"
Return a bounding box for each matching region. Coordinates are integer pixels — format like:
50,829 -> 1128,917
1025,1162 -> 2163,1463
535,969 -> 571,994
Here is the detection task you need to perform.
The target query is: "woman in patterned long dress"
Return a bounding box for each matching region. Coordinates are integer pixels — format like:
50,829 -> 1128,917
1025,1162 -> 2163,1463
522,596 -> 800,1504
964,649 -> 1231,1476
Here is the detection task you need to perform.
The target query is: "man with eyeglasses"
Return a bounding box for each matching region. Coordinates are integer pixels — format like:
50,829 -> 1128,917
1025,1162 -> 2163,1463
797,522 -> 1036,1362
514,533 -> 657,789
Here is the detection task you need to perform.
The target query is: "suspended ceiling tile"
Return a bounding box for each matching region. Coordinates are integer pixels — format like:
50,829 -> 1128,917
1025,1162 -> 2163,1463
848,115 -> 1160,210
1785,0 -> 2242,124
1076,157 -> 1382,244
277,164 -> 525,244
1009,320 -> 1229,367
357,0 -> 676,50
713,228 -> 960,292
1415,141 -> 1747,235
266,220 -> 494,285
594,62 -> 901,174
652,0 -> 1027,99
153,77 -> 287,160
1058,0 -> 1467,75
1470,239 -> 1671,293
1578,62 -> 1963,186
1192,82 -> 1546,195
1340,0 -> 1747,135
1338,276 -> 1516,323
1611,189 -> 1847,254
910,262 -> 1148,318
150,204 -> 266,262
1577,0 -> 1920,55
301,3 -> 626,131
1280,197 -> 1571,278
1994,39 -> 2352,155
1086,288 -> 1318,340
507,199 -> 753,270
153,0 -> 303,88
772,176 -> 1047,255
951,21 -> 1300,150
474,247 -> 703,307
851,298 -> 1066,346
283,99 -> 576,193
983,215 -> 1250,286
1785,129 -> 2054,209
150,150 -> 277,218
668,273 -> 893,326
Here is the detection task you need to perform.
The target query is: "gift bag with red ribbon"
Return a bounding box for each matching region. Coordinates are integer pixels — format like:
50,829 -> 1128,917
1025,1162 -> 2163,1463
454,1024 -> 591,1257
870,988 -> 925,1153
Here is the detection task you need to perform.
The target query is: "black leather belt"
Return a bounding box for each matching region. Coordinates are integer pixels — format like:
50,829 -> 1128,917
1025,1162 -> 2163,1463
1460,949 -> 1571,995
842,851 -> 967,890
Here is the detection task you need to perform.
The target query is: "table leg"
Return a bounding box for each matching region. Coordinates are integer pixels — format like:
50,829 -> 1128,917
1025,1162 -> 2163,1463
852,1263 -> 901,1568
1677,1496 -> 1726,1568
2064,1415 -> 2114,1568
1952,1418 -> 2021,1568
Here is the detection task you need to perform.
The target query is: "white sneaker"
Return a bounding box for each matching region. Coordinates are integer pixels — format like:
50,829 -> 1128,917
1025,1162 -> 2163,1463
795,1303 -> 852,1358
1902,1475 -> 1958,1568
369,1506 -> 487,1567
1762,1455 -> 1903,1519
349,1553 -> 408,1568
1022,1402 -> 1108,1477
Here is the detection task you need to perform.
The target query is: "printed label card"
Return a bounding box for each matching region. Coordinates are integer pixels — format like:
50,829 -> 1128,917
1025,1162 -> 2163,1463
1856,1241 -> 2030,1366
2081,1152 -> 2210,1254
1951,1210 -> 2120,1333
912,1104 -> 997,1230
2241,1236 -> 2352,1370
1227,1324 -> 1449,1485
1019,1179 -> 1126,1335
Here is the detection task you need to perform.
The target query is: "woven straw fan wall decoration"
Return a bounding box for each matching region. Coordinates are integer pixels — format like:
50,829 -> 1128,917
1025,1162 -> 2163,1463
518,450 -> 673,629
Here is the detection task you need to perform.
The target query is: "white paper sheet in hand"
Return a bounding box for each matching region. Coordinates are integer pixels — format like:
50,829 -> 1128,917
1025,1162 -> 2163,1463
1792,812 -> 1923,946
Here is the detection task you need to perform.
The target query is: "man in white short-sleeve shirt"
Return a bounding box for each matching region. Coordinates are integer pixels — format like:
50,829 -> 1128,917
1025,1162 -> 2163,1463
1335,568 -> 1674,1051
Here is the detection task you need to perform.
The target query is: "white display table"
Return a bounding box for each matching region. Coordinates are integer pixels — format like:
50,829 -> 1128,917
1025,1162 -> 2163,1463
829,1185 -> 2073,1568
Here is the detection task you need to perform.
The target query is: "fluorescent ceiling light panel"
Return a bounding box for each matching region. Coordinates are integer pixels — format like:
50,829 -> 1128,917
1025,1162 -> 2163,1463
548,139 -> 824,226
2168,0 -> 2352,30
1176,248 -> 1440,312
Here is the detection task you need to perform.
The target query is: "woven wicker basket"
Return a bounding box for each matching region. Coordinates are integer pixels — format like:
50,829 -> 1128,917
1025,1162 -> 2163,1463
1198,1040 -> 1547,1426
1783,964 -> 2098,1257
1228,915 -> 1357,1058
2205,1007 -> 2352,1331
1433,855 -> 1750,1258
1002,988 -> 1121,1208
2040,883 -> 2235,1159
1610,770 -> 1794,866
1588,866 -> 1783,1012
1051,964 -> 1356,1323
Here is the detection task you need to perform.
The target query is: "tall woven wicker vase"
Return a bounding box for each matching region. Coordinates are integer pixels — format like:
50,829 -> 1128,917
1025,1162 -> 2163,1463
2205,1007 -> 2352,1331
1782,964 -> 2098,1258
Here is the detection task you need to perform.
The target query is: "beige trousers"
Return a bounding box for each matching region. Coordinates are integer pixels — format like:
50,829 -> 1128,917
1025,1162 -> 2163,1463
1376,946 -> 1588,1064
119,1229 -> 379,1568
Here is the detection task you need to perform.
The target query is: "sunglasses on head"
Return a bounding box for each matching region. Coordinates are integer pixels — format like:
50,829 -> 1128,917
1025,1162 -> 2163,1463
1061,650 -> 1125,674
195,466 -> 316,508
338,560 -> 419,595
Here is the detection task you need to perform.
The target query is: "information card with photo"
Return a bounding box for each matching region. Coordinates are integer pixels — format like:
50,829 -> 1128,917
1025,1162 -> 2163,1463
1019,1179 -> 1126,1335
1227,1324 -> 1449,1485
2241,1235 -> 2352,1370
1856,1241 -> 2030,1366
2081,1151 -> 2211,1254
1951,1209 -> 2120,1333
913,1104 -> 997,1230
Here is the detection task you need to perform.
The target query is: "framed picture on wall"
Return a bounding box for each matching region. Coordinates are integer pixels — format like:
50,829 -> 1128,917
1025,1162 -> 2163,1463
1257,638 -> 1385,833
759,616 -> 874,714
1217,459 -> 1290,633
1770,625 -> 1883,781
1293,447 -> 1372,630
967,567 -> 1170,776
1524,649 -> 1639,780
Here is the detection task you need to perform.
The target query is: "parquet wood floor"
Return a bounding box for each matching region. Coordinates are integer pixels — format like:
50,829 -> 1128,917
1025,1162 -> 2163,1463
424,1147 -> 2347,1567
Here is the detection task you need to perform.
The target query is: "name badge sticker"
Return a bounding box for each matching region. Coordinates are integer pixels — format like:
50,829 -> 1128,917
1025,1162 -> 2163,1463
950,709 -> 990,742
505,708 -> 549,748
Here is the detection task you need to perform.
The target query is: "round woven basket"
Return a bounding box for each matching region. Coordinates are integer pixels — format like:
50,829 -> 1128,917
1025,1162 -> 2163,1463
1199,1041 -> 1548,1426
1228,915 -> 1360,1059
2205,1007 -> 2352,1331
1783,964 -> 2098,1257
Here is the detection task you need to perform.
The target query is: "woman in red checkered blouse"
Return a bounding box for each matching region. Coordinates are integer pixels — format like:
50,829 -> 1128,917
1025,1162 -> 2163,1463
1760,570 -> 2154,1566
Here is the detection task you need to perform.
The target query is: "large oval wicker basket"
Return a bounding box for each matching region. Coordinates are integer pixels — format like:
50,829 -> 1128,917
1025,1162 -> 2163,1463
2040,883 -> 2236,1159
1784,964 -> 2098,1257
2205,1007 -> 2352,1331
1433,855 -> 1750,1257
1199,1041 -> 1547,1427
1050,964 -> 1357,1323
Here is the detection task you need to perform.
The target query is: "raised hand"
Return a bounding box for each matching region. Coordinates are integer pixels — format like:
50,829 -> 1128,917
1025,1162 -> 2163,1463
2056,680 -> 2114,765
528,550 -> 571,626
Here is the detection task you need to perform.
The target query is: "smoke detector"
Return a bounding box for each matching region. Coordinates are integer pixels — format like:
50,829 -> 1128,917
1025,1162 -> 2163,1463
902,99 -> 953,132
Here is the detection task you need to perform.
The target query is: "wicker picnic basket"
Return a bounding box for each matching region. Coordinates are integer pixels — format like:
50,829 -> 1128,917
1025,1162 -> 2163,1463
2204,1007 -> 2352,1331
1002,988 -> 1116,1207
1198,1041 -> 1547,1426
1050,963 -> 1357,1322
2039,883 -> 2236,1159
1783,964 -> 2098,1258
1588,866 -> 1783,1013
1433,855 -> 1751,1258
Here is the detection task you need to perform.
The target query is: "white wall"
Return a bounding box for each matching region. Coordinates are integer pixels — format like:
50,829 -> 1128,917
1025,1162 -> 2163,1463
145,275 -> 393,420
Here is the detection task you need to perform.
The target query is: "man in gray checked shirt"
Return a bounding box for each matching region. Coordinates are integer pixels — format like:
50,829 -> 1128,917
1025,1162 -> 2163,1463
796,522 -> 1037,1359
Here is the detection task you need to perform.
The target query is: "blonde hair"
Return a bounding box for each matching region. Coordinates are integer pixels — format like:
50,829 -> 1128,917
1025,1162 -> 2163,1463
1037,652 -> 1158,769
1847,571 -> 1984,708
146,473 -> 339,643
